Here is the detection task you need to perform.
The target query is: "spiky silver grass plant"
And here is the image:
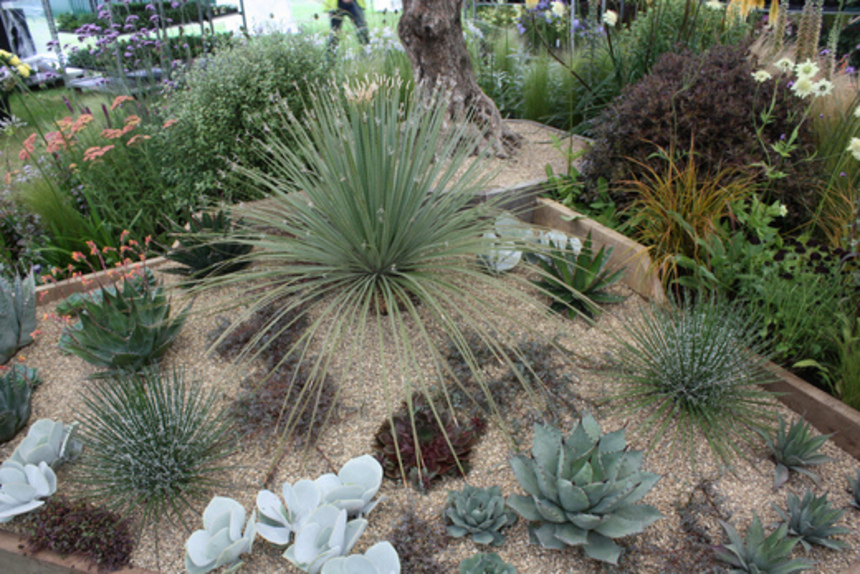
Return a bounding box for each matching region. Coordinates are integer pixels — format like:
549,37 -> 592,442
77,369 -> 235,529
611,297 -> 777,466
199,77 -> 575,477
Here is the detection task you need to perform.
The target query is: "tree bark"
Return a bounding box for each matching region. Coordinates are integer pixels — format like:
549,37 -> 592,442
398,0 -> 521,157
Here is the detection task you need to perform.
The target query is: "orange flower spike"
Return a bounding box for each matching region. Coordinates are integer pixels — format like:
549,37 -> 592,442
162,119 -> 178,129
120,230 -> 130,244
144,235 -> 152,246
124,115 -> 142,127
71,114 -> 94,135
86,240 -> 98,255
101,128 -> 124,140
110,95 -> 134,110
71,251 -> 86,262
23,133 -> 37,151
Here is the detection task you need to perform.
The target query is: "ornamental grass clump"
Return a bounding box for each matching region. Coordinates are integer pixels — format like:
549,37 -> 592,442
612,297 -> 777,466
76,369 -> 235,529
200,76 -> 575,475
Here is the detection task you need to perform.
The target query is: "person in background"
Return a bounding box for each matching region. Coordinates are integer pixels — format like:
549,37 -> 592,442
324,0 -> 369,49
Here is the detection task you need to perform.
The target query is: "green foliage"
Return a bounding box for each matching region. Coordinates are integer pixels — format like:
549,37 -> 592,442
775,489 -> 849,552
850,471 -> 860,510
612,297 -> 776,466
0,267 -> 35,364
162,32 -> 331,199
506,415 -> 662,565
532,231 -> 626,319
66,33 -> 235,72
77,369 -> 235,528
58,270 -> 190,376
459,552 -> 517,574
714,514 -> 814,574
761,415 -> 833,490
445,485 -> 517,546
0,364 -> 39,444
22,495 -> 133,572
374,395 -> 486,490
165,208 -> 252,283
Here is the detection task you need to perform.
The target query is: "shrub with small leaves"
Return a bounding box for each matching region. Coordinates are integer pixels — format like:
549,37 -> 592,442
445,485 -> 517,546
374,395 -> 485,490
761,415 -> 833,490
714,514 -> 813,573
776,490 -> 850,552
22,495 -> 133,572
77,369 -> 235,527
165,208 -> 253,283
459,552 -> 517,574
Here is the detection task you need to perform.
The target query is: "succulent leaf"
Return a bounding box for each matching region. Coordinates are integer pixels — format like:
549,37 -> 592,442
185,497 -> 255,574
444,485 -> 516,546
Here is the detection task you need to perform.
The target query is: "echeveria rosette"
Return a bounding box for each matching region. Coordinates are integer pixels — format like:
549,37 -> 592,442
0,460 -> 57,522
185,496 -> 256,574
459,552 -> 517,574
257,479 -> 321,545
445,485 -> 517,546
506,415 -> 662,565
9,419 -> 81,468
320,541 -> 401,574
283,505 -> 367,574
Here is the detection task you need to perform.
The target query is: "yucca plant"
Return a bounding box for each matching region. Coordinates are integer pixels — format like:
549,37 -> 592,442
611,296 -> 777,466
714,514 -> 814,573
532,232 -> 626,320
76,369 -> 235,529
761,415 -> 833,490
199,77 -> 576,476
58,270 -> 190,377
775,490 -> 849,552
165,208 -> 253,283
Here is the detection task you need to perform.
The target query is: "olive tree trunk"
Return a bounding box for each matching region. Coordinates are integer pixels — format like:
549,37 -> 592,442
397,0 -> 521,157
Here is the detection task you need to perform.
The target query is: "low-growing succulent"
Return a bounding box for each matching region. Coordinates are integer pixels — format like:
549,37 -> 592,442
388,510 -> 449,573
257,455 -> 383,545
22,495 -> 133,572
185,496 -> 256,574
479,214 -> 527,273
851,471 -> 860,510
77,369 -> 234,528
374,395 -> 485,490
58,270 -> 191,376
165,208 -> 253,282
55,271 -> 155,317
532,231 -> 626,319
445,485 -> 517,546
320,541 -> 401,574
459,552 -> 517,574
714,514 -> 813,573
506,415 -> 662,565
0,364 -> 40,443
761,415 -> 833,490
9,418 -> 81,468
283,505 -> 367,574
775,490 -> 849,552
0,268 -> 36,364
0,460 -> 57,522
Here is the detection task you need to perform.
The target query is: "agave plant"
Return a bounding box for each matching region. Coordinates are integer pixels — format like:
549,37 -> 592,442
761,415 -> 833,490
165,208 -> 253,283
0,460 -> 57,522
612,296 -> 777,466
198,77 -> 574,474
445,485 -> 517,546
256,454 -> 383,545
775,490 -> 849,551
851,471 -> 860,510
0,268 -> 36,364
58,270 -> 191,376
714,514 -> 813,573
374,394 -> 485,490
532,231 -> 626,319
320,541 -> 401,574
0,365 -> 40,443
185,496 -> 256,574
283,505 -> 367,574
9,418 -> 81,468
459,552 -> 517,574
506,415 -> 663,565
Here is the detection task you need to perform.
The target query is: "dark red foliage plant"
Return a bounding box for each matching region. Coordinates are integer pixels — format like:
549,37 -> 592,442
373,394 -> 486,491
21,495 -> 134,572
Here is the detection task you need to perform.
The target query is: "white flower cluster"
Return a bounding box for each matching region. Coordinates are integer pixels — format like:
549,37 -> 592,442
751,58 -> 833,99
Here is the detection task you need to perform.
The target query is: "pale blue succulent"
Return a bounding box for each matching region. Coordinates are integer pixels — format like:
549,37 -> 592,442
480,214 -> 531,272
257,479 -> 321,545
284,505 -> 367,574
185,496 -> 256,574
0,460 -> 57,522
257,455 -> 383,546
320,541 -> 401,574
9,419 -> 82,468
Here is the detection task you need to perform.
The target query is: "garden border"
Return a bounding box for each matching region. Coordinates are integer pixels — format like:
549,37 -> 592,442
9,190 -> 860,573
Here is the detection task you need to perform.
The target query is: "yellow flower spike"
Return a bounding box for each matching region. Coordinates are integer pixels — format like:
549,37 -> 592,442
9,56 -> 20,66
16,65 -> 30,78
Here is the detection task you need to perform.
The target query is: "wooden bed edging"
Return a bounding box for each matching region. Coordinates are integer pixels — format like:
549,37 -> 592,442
34,257 -> 169,307
0,529 -> 155,574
